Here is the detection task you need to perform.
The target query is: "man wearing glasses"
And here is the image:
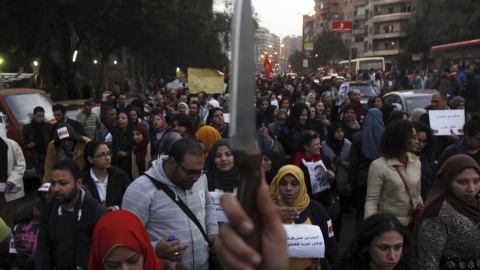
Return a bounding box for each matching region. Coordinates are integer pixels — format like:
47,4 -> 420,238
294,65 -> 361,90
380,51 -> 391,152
122,138 -> 219,269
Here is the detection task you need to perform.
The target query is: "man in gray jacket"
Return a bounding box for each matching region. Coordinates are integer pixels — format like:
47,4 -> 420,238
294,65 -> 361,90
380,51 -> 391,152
122,138 -> 219,269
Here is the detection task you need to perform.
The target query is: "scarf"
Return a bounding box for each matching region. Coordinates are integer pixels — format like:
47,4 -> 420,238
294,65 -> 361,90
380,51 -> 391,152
362,108 -> 384,160
205,139 -> 239,192
58,145 -> 77,161
133,126 -> 150,174
0,138 -> 8,183
195,126 -> 222,157
88,210 -> 162,270
326,122 -> 345,157
294,151 -> 321,167
419,154 -> 480,226
270,165 -> 310,213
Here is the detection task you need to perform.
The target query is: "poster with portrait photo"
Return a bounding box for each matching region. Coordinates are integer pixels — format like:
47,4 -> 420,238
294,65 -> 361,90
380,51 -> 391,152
302,159 -> 331,194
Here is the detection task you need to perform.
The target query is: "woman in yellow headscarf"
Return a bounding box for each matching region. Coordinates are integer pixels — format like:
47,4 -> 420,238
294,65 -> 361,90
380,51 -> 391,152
270,165 -> 339,270
195,125 -> 221,157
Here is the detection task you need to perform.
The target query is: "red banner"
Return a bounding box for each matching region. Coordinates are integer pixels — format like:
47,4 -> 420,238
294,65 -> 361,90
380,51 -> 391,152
264,54 -> 273,78
332,21 -> 352,33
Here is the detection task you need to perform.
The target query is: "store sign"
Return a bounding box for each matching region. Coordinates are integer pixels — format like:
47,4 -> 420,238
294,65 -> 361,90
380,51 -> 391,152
332,21 -> 352,33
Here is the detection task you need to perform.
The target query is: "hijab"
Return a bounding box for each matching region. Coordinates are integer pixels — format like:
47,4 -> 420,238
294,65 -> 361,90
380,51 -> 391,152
177,102 -> 190,114
88,210 -> 162,269
262,149 -> 284,185
133,125 -> 150,174
420,154 -> 480,224
326,122 -> 345,157
208,99 -> 220,108
205,139 -> 239,192
362,108 -> 384,160
152,110 -> 168,139
270,165 -> 310,213
195,126 -> 222,157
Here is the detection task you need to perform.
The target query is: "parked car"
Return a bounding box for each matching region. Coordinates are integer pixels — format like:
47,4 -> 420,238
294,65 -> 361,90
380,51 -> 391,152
383,89 -> 435,116
54,99 -> 101,121
0,88 -> 55,178
336,81 -> 381,106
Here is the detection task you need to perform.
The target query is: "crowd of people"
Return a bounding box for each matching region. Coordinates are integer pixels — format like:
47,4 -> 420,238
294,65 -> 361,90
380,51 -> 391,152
0,64 -> 478,269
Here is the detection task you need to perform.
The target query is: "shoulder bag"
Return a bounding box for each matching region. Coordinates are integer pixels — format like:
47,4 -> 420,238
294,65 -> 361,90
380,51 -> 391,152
394,166 -> 423,231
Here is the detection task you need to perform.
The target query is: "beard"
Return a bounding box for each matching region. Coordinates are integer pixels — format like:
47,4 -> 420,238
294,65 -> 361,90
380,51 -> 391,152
57,186 -> 79,205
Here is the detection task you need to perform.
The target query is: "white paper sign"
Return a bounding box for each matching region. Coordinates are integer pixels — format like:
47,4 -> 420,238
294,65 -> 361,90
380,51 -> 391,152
209,192 -> 228,223
283,224 -> 325,258
428,110 -> 465,136
56,126 -> 70,140
302,159 -> 330,194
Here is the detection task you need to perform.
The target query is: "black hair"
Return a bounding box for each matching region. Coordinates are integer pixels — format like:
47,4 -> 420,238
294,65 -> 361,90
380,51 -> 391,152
130,99 -> 144,109
367,95 -> 385,109
84,140 -> 109,170
280,97 -> 292,109
52,104 -> 66,114
33,106 -> 45,114
389,110 -> 407,122
336,213 -> 417,270
295,130 -> 320,152
380,120 -> 414,159
51,159 -> 82,182
265,105 -> 277,123
286,103 -> 310,131
412,121 -> 434,161
172,113 -> 194,135
206,107 -> 223,126
464,114 -> 480,136
189,100 -> 200,109
169,138 -> 203,164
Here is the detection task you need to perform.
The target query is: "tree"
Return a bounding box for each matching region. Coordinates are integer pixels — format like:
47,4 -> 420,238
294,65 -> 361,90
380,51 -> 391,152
310,31 -> 348,72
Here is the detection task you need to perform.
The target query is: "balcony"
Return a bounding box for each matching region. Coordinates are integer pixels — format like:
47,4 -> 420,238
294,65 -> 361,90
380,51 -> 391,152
364,49 -> 402,57
354,14 -> 365,20
370,13 -> 412,23
355,0 -> 366,7
353,28 -> 366,35
371,30 -> 407,39
374,0 -> 411,5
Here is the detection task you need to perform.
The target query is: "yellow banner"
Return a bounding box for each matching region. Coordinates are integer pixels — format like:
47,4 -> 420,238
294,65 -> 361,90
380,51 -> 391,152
188,68 -> 225,94
278,54 -> 286,59
304,43 -> 314,51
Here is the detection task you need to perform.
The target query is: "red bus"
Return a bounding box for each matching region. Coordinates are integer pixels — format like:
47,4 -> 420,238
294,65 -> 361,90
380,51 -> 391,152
430,39 -> 480,70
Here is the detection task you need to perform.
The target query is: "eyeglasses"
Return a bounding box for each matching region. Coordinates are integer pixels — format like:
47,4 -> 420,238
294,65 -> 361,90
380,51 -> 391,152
417,139 -> 428,145
175,159 -> 207,178
93,152 -> 112,159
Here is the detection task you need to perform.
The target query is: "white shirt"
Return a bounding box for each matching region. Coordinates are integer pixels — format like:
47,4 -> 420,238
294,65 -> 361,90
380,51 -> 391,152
90,168 -> 109,207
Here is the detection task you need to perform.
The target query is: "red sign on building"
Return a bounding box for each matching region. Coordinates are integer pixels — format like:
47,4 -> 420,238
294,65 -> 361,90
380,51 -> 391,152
332,21 -> 352,33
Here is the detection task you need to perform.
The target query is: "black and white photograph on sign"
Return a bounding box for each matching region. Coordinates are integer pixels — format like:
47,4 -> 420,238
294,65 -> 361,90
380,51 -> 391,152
302,159 -> 330,194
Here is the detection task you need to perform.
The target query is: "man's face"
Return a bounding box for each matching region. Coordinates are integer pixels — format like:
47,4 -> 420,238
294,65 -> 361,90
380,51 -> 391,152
61,139 -> 75,151
419,71 -> 424,77
169,90 -> 176,99
53,110 -> 65,122
431,92 -> 448,110
118,95 -> 127,106
50,169 -> 82,206
189,104 -> 199,115
107,109 -> 117,123
351,89 -> 361,103
170,153 -> 205,190
33,112 -> 45,124
197,93 -> 205,105
185,89 -> 190,96
180,95 -> 187,103
84,105 -> 92,115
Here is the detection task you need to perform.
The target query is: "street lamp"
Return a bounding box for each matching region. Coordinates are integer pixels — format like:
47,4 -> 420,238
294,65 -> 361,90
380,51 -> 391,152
33,61 -> 39,67
113,60 -> 118,65
93,60 -> 98,64
72,50 -> 78,63
0,58 -> 3,65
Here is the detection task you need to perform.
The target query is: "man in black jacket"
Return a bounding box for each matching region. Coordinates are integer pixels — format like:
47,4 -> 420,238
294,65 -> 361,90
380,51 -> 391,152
52,104 -> 85,136
22,106 -> 53,183
35,160 -> 106,270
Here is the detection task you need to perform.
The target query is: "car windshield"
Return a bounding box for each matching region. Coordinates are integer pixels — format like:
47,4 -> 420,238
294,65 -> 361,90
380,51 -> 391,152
404,96 -> 432,115
5,93 -> 54,125
351,84 -> 378,96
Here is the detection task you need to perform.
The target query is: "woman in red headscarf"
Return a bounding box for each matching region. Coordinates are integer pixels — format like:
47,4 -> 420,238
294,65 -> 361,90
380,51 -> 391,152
89,210 -> 163,269
417,154 -> 480,270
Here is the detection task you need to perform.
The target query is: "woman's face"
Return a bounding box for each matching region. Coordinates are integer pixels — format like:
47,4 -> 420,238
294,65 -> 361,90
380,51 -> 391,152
173,120 -> 187,137
343,96 -> 351,106
451,168 -> 480,205
282,100 -> 290,110
117,113 -> 129,129
270,94 -> 277,101
333,128 -> 345,141
155,95 -> 164,104
369,231 -> 403,270
211,110 -> 225,127
103,246 -> 144,270
308,94 -> 316,104
261,100 -> 269,111
309,107 -> 316,119
178,104 -> 187,114
344,109 -> 356,122
299,95 -> 306,104
315,102 -> 325,115
273,108 -> 279,118
415,131 -> 427,153
129,110 -> 138,123
152,115 -> 164,130
90,144 -> 111,170
465,131 -> 480,151
299,109 -> 309,125
408,128 -> 419,153
261,155 -> 272,172
278,174 -> 300,205
133,131 -> 144,144
305,138 -> 321,156
374,97 -> 384,109
215,145 -> 234,172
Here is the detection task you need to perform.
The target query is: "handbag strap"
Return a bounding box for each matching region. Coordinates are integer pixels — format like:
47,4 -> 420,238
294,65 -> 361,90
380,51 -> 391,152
144,174 -> 212,247
394,166 -> 414,205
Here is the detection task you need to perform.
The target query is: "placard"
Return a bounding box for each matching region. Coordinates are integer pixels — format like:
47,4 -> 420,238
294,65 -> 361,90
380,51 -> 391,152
428,110 -> 465,136
283,224 -> 325,258
0,183 -> 21,193
188,68 -> 224,94
302,159 -> 330,194
209,192 -> 228,223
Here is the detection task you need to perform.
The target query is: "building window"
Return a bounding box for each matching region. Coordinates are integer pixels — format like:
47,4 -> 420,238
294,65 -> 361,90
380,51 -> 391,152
383,25 -> 393,33
388,7 -> 394,14
368,44 -> 372,51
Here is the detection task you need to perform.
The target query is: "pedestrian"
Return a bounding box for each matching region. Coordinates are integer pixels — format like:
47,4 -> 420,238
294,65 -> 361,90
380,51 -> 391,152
52,104 -> 85,136
365,120 -> 422,230
112,111 -> 134,179
122,139 -> 219,269
195,126 -> 222,157
132,125 -> 151,179
76,100 -> 100,140
150,110 -> 173,158
207,107 -> 229,139
205,139 -> 239,193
